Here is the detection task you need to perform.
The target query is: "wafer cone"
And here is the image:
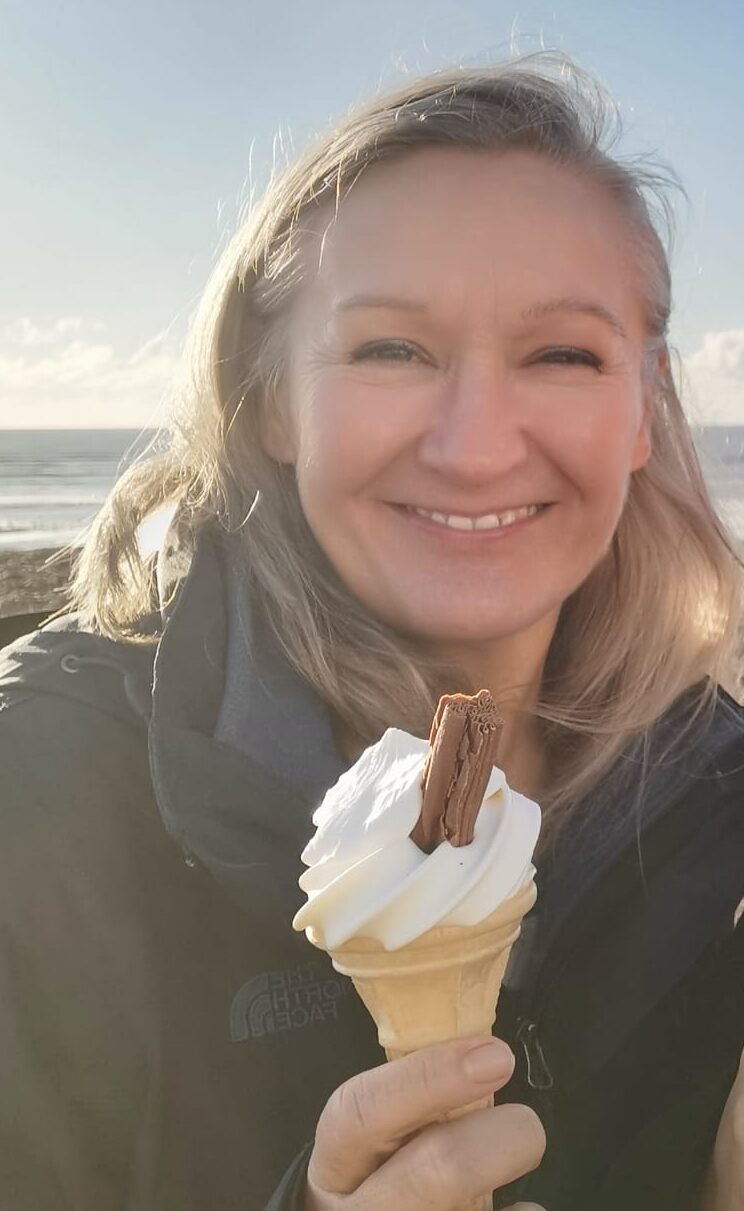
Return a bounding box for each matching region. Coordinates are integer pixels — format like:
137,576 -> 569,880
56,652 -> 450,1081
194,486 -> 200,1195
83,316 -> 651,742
315,878 -> 537,1211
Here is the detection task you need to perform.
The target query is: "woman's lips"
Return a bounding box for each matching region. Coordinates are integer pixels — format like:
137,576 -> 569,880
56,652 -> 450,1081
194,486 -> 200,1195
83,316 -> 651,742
390,501 -> 552,540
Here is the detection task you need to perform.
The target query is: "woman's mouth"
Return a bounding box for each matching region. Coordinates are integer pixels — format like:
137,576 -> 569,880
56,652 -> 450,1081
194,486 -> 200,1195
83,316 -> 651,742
394,501 -> 551,534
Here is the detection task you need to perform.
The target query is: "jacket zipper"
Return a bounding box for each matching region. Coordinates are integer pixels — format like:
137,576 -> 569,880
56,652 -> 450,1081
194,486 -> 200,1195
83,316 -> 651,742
511,734 -> 740,1094
514,1018 -> 554,1090
507,889 -> 598,1096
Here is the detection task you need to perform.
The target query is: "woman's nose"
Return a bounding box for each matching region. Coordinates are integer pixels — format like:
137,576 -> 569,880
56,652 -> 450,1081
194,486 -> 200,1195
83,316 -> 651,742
417,359 -> 530,485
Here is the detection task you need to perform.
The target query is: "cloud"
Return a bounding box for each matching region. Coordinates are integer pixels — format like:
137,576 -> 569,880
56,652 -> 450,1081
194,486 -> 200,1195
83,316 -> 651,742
686,329 -> 744,377
3,316 -> 86,347
0,320 -> 179,427
128,328 -> 173,365
682,329 -> 744,426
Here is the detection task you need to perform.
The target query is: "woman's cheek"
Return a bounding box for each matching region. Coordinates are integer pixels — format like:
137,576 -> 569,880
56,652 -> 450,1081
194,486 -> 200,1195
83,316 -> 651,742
299,396 -> 400,497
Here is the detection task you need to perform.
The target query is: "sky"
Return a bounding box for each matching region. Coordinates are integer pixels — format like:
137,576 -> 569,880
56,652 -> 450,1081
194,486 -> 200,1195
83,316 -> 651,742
1,0 -> 743,428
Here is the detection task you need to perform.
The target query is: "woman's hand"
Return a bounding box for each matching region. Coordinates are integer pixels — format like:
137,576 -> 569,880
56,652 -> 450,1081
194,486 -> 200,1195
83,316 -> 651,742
304,1035 -> 546,1210
701,1046 -> 744,1211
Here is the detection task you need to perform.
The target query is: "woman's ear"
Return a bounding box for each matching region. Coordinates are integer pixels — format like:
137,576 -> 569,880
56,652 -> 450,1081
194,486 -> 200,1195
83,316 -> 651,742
631,410 -> 652,471
632,345 -> 666,471
259,391 -> 298,465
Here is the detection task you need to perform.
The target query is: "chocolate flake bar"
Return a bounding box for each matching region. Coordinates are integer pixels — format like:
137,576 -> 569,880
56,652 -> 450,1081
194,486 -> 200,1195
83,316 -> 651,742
409,689 -> 504,854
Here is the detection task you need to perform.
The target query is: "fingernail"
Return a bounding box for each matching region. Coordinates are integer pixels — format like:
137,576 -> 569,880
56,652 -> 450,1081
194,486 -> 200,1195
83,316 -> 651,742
462,1040 -> 514,1083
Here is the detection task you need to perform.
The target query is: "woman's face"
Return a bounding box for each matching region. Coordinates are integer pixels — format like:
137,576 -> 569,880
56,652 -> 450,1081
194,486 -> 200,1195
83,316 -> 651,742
268,148 -> 653,647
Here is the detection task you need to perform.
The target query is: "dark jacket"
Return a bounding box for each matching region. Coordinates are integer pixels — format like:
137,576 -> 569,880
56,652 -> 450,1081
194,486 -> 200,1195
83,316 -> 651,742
1,519 -> 743,1211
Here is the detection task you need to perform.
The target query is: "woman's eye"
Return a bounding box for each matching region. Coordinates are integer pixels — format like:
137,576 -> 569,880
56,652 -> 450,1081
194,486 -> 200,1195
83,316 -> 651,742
349,340 -> 421,364
347,341 -> 602,369
538,347 -> 603,370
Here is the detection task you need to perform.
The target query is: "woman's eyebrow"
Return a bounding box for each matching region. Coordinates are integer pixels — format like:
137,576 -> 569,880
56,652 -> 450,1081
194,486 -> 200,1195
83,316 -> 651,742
333,293 -> 628,341
522,297 -> 628,342
333,294 -> 428,314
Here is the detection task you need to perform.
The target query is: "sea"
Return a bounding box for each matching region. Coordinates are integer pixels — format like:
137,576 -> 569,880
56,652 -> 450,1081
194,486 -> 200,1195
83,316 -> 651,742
0,426 -> 743,552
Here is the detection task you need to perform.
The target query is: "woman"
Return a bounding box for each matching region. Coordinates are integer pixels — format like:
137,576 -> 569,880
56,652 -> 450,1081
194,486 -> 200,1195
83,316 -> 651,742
1,52 -> 742,1211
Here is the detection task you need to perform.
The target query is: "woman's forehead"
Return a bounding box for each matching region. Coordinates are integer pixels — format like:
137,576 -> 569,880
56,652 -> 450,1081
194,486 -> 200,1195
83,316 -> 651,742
296,148 -> 643,330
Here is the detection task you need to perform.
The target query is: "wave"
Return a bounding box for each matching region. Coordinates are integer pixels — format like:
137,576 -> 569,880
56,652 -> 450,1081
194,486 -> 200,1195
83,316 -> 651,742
0,518 -> 93,534
0,464 -> 121,480
0,528 -> 87,551
0,521 -> 32,534
0,495 -> 106,507
0,509 -> 100,537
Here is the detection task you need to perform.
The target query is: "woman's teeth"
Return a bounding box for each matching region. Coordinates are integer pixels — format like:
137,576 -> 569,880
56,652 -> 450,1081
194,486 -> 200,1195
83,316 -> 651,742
411,503 -> 542,532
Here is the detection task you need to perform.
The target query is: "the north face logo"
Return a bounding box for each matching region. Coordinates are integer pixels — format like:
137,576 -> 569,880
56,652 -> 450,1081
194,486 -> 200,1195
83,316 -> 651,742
230,961 -> 353,1042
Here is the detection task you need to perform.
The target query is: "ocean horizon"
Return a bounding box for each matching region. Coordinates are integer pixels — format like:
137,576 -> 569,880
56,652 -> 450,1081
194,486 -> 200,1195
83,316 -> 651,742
1,425 -> 743,552
0,429 -> 160,552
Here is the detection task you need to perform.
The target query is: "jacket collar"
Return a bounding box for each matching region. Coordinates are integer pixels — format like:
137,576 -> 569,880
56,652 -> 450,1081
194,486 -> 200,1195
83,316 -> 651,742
148,517 -> 351,931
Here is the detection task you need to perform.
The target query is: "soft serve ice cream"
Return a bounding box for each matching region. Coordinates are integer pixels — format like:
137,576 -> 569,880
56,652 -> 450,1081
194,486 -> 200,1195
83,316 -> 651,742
294,688 -> 541,1175
293,690 -> 541,951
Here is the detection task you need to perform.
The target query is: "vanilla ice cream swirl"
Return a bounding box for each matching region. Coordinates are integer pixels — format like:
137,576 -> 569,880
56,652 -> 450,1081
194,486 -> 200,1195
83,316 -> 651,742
293,728 -> 541,951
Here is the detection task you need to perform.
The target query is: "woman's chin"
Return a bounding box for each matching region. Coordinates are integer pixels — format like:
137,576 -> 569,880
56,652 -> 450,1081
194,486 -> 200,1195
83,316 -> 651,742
387,603 -> 547,647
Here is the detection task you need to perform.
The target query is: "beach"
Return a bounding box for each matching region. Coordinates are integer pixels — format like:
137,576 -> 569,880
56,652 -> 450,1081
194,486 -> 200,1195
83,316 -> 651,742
0,546 -> 74,617
0,547 -> 76,647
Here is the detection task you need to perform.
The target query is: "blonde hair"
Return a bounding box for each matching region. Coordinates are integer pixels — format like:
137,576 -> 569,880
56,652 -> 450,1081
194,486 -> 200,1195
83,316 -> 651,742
63,51 -> 743,847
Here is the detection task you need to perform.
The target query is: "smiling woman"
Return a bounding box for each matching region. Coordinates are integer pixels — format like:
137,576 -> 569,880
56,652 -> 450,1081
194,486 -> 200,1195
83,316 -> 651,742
1,50 -> 743,1211
267,151 -> 652,674
66,53 -> 738,830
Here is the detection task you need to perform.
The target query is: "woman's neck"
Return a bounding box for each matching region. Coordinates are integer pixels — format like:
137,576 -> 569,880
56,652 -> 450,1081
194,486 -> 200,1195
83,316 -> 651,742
442,611 -> 557,799
497,714 -> 547,802
333,613 -> 558,800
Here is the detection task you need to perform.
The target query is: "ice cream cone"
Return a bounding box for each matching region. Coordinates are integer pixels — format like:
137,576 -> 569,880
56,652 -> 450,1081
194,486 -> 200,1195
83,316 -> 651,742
309,878 -> 537,1210
295,693 -> 541,1211
322,877 -> 536,1059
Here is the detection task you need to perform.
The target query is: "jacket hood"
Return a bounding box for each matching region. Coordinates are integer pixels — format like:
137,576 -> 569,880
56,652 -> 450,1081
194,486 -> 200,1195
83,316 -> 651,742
147,514 -> 350,931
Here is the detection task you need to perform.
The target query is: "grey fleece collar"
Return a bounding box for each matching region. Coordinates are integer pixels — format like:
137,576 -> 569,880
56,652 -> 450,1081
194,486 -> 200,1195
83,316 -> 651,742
214,555 -> 346,799
147,518 -> 351,931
